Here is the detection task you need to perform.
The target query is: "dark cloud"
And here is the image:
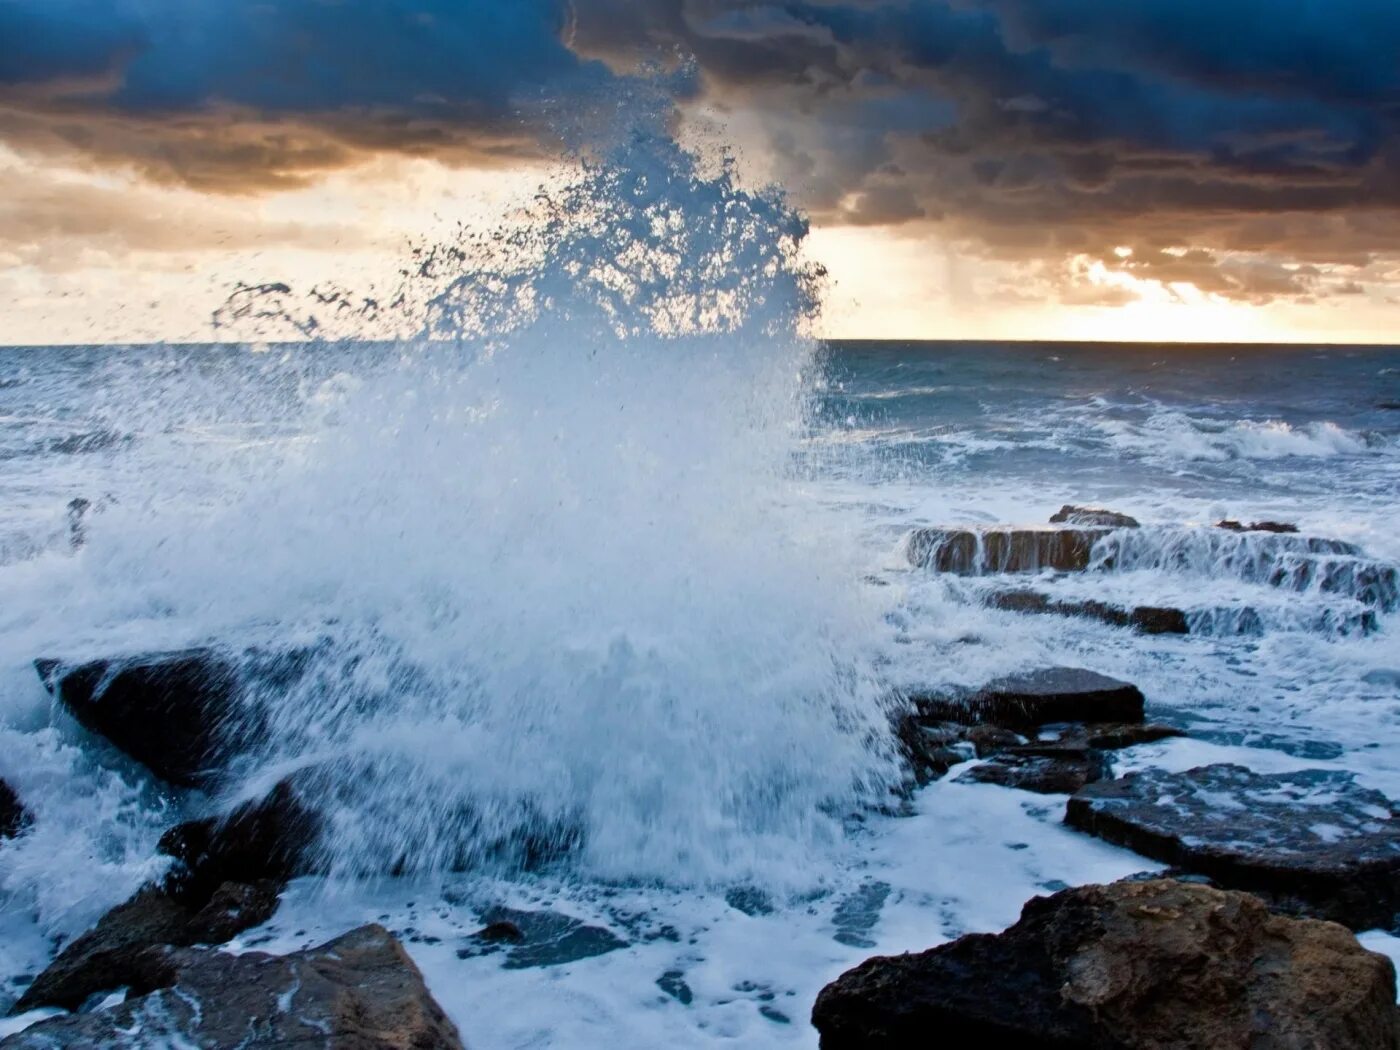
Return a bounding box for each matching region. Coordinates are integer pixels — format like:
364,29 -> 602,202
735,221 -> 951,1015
3,0 -> 1400,303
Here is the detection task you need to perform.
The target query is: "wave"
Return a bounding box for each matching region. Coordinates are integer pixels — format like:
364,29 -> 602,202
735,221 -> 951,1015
14,124 -> 900,886
1094,409 -> 1377,464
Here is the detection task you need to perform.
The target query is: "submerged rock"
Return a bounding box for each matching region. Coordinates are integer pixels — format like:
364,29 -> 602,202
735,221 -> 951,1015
913,668 -> 1145,731
906,527 -> 1105,574
986,590 -> 1189,635
0,779 -> 29,839
1049,505 -> 1139,528
457,906 -> 627,969
11,881 -> 280,1014
1,924 -> 463,1049
1216,518 -> 1299,533
1066,764 -> 1400,930
35,649 -> 250,787
811,878 -> 1399,1050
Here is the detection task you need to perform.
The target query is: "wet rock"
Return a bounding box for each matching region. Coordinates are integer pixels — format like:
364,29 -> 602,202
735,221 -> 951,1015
913,668 -> 1144,731
894,716 -> 972,785
474,920 -> 525,943
957,750 -> 1109,795
906,527 -> 1105,574
1070,723 -> 1183,750
1066,764 -> 1400,930
158,775 -> 322,905
36,649 -> 248,787
457,906 -> 626,969
1,924 -> 463,1050
1216,518 -> 1299,533
1049,505 -> 1139,528
963,724 -> 1028,757
0,779 -> 29,839
811,878 -> 1399,1050
11,879 -> 280,1014
986,590 -> 1189,635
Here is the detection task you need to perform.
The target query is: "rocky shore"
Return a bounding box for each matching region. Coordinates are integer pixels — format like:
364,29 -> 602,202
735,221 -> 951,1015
1,507 -> 1397,1047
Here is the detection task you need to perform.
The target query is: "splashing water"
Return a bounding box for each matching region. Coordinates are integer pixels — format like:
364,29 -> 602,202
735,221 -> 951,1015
22,128 -> 900,887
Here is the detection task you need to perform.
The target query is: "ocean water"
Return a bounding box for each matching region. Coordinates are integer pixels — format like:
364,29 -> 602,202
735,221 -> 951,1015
1,136 -> 1399,1046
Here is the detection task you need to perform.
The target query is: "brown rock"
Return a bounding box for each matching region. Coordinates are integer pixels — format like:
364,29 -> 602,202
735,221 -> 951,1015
11,880 -> 281,1014
1,924 -> 464,1049
1216,519 -> 1299,533
986,590 -> 1189,635
811,879 -> 1400,1050
906,527 -> 1106,574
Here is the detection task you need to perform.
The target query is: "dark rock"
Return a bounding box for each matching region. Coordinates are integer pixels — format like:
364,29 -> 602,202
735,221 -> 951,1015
957,750 -> 1109,795
36,649 -> 249,787
1216,519 -> 1299,533
1073,723 -> 1183,750
0,779 -> 29,839
913,668 -> 1144,731
184,879 -> 281,944
1,924 -> 464,1049
158,775 -> 322,906
811,878 -> 1400,1050
986,590 -> 1189,635
894,715 -> 972,785
1066,764 -> 1400,930
963,724 -> 1027,757
1049,505 -> 1139,528
475,920 -> 525,943
906,528 -> 1105,574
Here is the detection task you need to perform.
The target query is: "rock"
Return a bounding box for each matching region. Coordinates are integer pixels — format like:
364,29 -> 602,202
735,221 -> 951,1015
894,716 -> 973,785
906,528 -> 1105,574
986,590 -> 1189,635
1068,723 -> 1183,750
1049,505 -> 1139,528
958,750 -> 1110,795
912,668 -> 1144,731
475,920 -> 525,943
1066,764 -> 1400,930
811,878 -> 1400,1050
0,779 -> 29,839
1,924 -> 464,1049
1216,519 -> 1299,533
11,880 -> 280,1014
36,649 -> 249,787
159,775 -> 322,906
13,889 -> 193,1013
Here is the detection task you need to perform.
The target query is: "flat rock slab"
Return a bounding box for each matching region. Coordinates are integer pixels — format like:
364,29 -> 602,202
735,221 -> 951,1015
1,924 -> 463,1049
986,590 -> 1189,635
906,527 -> 1106,574
957,751 -> 1109,795
1066,764 -> 1400,930
914,668 -> 1144,730
811,878 -> 1400,1050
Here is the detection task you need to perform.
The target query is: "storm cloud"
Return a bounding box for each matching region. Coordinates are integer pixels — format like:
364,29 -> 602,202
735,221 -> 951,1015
3,0 -> 1399,304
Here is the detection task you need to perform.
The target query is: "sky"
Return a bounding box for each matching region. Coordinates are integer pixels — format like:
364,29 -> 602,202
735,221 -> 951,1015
3,0 -> 1399,345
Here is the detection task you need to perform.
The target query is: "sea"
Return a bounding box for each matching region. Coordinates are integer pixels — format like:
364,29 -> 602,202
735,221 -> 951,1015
1,138 -> 1399,1048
